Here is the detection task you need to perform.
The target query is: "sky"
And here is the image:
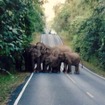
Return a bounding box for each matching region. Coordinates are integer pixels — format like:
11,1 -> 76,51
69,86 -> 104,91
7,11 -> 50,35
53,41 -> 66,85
43,0 -> 66,23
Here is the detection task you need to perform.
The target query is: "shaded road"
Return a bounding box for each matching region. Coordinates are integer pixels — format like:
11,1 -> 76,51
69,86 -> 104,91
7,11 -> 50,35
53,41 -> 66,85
13,34 -> 105,105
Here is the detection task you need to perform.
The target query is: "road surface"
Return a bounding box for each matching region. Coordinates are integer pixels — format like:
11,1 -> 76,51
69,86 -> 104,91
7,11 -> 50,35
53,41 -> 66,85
12,34 -> 105,105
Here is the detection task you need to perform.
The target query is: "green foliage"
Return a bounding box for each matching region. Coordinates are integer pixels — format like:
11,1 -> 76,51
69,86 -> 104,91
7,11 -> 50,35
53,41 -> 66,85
53,0 -> 105,70
0,0 -> 45,71
53,4 -> 71,32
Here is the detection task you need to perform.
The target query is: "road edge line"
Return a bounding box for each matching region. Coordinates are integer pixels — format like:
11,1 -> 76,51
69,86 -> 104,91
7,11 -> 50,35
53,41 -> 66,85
13,72 -> 34,105
56,34 -> 64,45
80,64 -> 105,80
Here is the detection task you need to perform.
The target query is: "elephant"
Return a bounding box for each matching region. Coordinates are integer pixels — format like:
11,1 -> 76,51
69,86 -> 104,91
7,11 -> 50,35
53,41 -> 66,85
23,44 -> 41,72
50,45 -> 73,72
23,44 -> 35,72
59,52 -> 80,74
41,46 -> 52,72
35,42 -> 47,55
44,54 -> 61,73
30,46 -> 42,72
35,42 -> 51,72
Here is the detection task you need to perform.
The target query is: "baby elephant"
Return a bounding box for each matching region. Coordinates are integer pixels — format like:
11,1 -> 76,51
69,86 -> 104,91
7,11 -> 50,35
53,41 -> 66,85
44,54 -> 61,73
59,52 -> 80,74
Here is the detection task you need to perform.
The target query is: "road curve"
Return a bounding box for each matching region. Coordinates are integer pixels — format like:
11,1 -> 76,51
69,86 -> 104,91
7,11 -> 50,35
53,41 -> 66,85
12,34 -> 105,105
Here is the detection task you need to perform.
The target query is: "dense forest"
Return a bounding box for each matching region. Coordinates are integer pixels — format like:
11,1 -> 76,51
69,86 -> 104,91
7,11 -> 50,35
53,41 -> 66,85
53,0 -> 105,70
0,0 -> 45,72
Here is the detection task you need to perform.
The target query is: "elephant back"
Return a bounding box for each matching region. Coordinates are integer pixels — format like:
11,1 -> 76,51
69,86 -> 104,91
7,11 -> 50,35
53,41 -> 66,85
51,47 -> 61,57
56,45 -> 72,53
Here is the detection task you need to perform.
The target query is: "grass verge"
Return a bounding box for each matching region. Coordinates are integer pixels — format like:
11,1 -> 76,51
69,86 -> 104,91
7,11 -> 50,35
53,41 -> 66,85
0,72 -> 30,105
83,61 -> 105,77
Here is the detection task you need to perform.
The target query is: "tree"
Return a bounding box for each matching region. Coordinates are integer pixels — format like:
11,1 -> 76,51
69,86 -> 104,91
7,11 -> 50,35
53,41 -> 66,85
53,0 -> 105,70
0,0 -> 45,71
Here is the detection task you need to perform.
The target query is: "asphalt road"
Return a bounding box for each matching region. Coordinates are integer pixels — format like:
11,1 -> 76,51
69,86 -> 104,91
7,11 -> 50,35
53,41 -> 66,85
13,34 -> 105,105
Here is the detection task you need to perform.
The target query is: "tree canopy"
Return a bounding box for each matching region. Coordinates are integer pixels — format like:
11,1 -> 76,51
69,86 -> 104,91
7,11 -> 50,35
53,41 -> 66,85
53,0 -> 105,70
0,0 -> 45,71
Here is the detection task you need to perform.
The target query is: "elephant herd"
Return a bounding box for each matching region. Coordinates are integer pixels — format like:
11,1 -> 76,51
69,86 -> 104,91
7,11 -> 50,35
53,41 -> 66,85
23,42 -> 81,74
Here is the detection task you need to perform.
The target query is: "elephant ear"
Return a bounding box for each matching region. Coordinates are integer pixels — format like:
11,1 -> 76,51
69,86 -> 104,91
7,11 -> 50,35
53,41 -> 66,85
32,48 -> 41,57
45,47 -> 51,54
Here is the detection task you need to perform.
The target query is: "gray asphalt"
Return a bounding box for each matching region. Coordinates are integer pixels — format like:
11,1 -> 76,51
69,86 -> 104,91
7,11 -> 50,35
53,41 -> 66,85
15,34 -> 105,105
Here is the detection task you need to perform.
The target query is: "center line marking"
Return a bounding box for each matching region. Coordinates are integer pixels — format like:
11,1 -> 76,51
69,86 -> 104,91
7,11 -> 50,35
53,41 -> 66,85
86,92 -> 94,98
66,74 -> 76,84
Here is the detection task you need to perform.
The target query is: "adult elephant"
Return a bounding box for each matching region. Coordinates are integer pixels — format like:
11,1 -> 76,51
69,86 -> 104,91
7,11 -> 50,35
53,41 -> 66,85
23,44 -> 41,72
59,52 -> 80,74
44,54 -> 61,73
23,44 -> 35,72
41,46 -> 52,72
35,42 -> 52,72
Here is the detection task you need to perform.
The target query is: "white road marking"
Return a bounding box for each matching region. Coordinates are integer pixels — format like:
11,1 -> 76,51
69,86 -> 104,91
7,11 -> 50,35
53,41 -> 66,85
14,73 -> 34,105
80,64 -> 105,81
86,92 -> 94,98
66,74 -> 76,84
66,74 -> 94,99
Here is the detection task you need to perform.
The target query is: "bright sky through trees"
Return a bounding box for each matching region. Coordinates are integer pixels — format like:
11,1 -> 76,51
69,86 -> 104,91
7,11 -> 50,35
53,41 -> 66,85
43,0 -> 65,22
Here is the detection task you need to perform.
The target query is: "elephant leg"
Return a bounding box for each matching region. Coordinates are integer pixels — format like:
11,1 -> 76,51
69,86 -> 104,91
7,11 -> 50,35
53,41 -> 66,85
74,65 -> 80,74
24,53 -> 31,72
57,63 -> 61,73
27,53 -> 34,72
57,66 -> 60,73
36,58 -> 41,72
67,64 -> 72,73
32,60 -> 35,72
51,64 -> 59,73
51,68 -> 55,73
51,66 -> 57,73
63,63 -> 67,73
42,61 -> 46,72
34,63 -> 37,70
54,67 -> 58,73
48,65 -> 52,73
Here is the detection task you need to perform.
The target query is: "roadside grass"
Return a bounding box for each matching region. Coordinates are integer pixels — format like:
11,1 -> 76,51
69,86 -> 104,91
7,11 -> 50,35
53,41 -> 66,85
0,33 -> 40,105
0,72 -> 30,105
59,34 -> 105,78
59,32 -> 74,50
82,61 -> 105,77
31,32 -> 40,44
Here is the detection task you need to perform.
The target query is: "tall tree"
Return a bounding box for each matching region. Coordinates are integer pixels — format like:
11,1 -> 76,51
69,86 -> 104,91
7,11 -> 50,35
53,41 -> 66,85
0,0 -> 45,71
53,0 -> 105,69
